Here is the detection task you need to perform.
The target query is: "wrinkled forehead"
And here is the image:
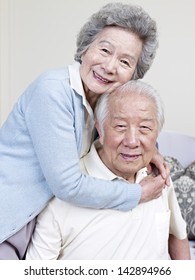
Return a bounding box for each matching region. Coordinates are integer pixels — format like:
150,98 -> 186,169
108,91 -> 155,110
107,92 -> 158,124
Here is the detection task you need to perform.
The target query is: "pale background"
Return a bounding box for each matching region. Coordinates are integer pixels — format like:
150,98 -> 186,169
0,0 -> 195,136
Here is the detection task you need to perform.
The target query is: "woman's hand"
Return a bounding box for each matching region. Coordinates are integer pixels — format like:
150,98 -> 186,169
139,148 -> 170,204
139,174 -> 166,203
148,147 -> 170,186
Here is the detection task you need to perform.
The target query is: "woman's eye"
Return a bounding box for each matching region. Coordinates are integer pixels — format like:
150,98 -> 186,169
121,60 -> 130,67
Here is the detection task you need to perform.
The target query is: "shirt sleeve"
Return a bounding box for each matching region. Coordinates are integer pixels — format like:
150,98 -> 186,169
25,78 -> 141,211
168,180 -> 187,239
25,200 -> 61,260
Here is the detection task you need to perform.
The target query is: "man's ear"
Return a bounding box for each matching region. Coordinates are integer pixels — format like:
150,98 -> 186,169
95,121 -> 104,145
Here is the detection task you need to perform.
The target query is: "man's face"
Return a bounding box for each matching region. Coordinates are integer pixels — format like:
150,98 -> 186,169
97,93 -> 159,182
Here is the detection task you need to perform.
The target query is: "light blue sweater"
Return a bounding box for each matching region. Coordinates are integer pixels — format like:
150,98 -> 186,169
0,63 -> 141,243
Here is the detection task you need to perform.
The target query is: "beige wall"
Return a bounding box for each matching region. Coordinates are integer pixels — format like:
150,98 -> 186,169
1,0 -> 195,136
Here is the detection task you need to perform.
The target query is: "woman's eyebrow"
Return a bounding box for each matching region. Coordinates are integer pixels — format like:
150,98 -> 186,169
99,40 -> 136,60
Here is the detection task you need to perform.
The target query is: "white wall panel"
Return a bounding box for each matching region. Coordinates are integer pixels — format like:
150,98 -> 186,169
0,0 -> 195,136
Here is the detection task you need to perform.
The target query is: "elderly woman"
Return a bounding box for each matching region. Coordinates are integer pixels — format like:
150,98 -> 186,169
0,2 -> 167,259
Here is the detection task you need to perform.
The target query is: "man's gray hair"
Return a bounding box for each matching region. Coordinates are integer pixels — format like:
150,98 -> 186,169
95,80 -> 165,134
74,2 -> 158,80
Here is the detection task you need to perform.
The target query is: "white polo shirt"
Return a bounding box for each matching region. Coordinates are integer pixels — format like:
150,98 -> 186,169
26,141 -> 187,260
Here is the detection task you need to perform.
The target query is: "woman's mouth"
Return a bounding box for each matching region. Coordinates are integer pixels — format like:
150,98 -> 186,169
93,71 -> 111,84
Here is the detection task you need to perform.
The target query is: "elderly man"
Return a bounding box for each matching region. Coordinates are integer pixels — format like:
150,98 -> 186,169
26,80 -> 190,260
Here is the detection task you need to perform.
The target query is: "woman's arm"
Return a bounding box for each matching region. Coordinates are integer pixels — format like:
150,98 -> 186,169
25,77 -> 166,211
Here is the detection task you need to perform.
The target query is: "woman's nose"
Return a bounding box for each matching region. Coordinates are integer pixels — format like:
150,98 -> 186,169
103,57 -> 117,74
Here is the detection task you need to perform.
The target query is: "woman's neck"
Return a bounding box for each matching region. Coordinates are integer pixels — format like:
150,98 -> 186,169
86,91 -> 99,111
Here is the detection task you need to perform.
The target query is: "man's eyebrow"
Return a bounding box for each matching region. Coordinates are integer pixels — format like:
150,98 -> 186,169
141,117 -> 155,121
112,115 -> 156,121
112,115 -> 126,120
99,39 -> 111,45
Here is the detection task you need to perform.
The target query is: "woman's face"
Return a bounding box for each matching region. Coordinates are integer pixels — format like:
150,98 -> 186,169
80,26 -> 143,101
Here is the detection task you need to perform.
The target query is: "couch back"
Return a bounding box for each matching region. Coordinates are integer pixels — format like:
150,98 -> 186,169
157,130 -> 195,168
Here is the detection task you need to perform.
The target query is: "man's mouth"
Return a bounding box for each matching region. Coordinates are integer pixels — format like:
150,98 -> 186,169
120,153 -> 140,161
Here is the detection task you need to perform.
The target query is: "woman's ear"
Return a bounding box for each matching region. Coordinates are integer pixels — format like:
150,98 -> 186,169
95,121 -> 104,145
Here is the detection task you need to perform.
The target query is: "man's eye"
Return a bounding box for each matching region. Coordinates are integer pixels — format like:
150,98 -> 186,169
102,48 -> 109,54
140,126 -> 151,132
116,124 -> 126,130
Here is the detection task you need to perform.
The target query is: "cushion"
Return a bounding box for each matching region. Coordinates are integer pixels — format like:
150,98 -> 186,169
164,156 -> 195,240
164,156 -> 185,181
185,160 -> 195,180
173,175 -> 195,240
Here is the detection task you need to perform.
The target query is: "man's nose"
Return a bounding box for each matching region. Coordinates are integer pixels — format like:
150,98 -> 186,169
123,130 -> 139,147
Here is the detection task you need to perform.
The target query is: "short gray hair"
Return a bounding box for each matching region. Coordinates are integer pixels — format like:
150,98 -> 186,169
95,80 -> 164,133
74,2 -> 158,80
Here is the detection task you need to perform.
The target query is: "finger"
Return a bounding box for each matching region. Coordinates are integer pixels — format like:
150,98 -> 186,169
158,164 -> 167,180
165,176 -> 170,186
146,163 -> 152,174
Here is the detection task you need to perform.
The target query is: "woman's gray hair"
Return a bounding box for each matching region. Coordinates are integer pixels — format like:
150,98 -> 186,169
74,2 -> 158,80
95,80 -> 165,134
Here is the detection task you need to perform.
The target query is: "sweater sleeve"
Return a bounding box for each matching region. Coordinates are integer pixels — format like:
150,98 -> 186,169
25,78 -> 141,211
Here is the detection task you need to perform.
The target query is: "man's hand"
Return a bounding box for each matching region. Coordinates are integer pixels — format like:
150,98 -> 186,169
139,174 -> 166,203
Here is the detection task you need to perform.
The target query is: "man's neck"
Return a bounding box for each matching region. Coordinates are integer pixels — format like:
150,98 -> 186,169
97,147 -> 136,183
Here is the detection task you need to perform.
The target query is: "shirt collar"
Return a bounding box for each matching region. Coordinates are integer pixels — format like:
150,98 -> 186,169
68,62 -> 93,116
83,140 -> 147,182
68,62 -> 83,94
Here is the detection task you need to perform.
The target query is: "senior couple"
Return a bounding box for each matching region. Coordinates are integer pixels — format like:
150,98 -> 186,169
0,2 -> 190,259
